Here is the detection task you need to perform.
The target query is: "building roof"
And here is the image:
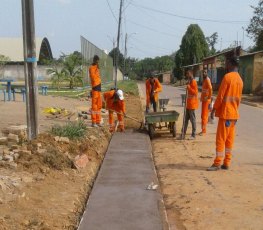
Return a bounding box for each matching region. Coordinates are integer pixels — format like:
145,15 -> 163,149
203,46 -> 242,61
240,50 -> 263,58
0,37 -> 53,62
182,63 -> 202,68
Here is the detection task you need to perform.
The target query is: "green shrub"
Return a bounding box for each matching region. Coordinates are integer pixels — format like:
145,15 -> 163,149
51,121 -> 87,139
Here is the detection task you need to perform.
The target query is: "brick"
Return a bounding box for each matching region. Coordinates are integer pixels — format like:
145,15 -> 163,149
74,154 -> 89,169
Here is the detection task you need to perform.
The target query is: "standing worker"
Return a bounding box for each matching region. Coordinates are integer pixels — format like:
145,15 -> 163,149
207,57 -> 243,171
145,76 -> 162,112
89,55 -> 103,127
181,69 -> 198,140
103,89 -> 126,132
199,69 -> 213,135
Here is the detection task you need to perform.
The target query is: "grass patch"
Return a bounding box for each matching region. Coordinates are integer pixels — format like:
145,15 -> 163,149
51,121 -> 87,139
117,80 -> 139,95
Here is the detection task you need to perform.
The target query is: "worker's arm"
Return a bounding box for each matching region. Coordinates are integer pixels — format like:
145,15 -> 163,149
211,77 -> 228,118
207,79 -> 213,99
154,80 -> 162,93
187,80 -> 198,95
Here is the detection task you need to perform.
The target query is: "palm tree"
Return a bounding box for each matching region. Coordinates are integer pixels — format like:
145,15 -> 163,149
62,52 -> 83,89
47,64 -> 65,90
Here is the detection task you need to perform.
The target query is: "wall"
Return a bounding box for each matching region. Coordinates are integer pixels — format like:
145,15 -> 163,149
239,56 -> 254,94
2,64 -> 51,81
162,73 -> 171,84
253,53 -> 263,92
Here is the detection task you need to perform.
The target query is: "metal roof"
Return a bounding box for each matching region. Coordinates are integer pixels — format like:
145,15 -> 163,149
0,37 -> 53,62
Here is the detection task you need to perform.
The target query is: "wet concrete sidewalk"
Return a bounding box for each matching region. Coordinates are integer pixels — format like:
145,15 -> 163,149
78,131 -> 164,230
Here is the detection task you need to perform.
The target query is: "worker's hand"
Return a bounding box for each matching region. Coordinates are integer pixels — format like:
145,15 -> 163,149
123,113 -> 127,118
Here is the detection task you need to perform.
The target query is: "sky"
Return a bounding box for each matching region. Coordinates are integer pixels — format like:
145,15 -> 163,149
0,0 -> 259,60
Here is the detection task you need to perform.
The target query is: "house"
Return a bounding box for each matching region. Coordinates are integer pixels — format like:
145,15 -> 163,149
202,46 -> 243,90
182,63 -> 203,85
0,37 -> 53,80
157,71 -> 173,84
239,51 -> 263,94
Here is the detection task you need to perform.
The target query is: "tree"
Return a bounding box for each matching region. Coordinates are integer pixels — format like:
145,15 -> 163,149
47,62 -> 65,90
62,53 -> 83,89
109,48 -> 124,71
206,32 -> 218,55
179,24 -> 209,65
173,50 -> 184,83
0,54 -> 10,78
247,0 -> 263,51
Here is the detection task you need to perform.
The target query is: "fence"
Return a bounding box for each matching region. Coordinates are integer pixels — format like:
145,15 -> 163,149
80,36 -> 113,85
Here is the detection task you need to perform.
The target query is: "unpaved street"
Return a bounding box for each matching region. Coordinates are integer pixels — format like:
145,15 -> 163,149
139,83 -> 263,230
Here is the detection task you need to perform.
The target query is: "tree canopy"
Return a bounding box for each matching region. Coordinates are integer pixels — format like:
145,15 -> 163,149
247,0 -> 263,51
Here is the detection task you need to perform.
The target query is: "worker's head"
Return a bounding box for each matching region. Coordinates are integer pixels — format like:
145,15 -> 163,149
203,69 -> 208,79
226,56 -> 239,72
149,76 -> 155,84
93,55 -> 100,65
185,68 -> 193,80
116,89 -> 124,101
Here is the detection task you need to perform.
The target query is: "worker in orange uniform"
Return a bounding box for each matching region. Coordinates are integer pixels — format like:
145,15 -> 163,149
103,89 -> 126,132
207,57 -> 243,171
199,69 -> 213,135
89,55 -> 102,127
145,76 -> 162,112
181,69 -> 198,140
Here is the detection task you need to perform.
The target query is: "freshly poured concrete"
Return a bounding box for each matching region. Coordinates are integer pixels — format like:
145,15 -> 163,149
78,131 -> 163,230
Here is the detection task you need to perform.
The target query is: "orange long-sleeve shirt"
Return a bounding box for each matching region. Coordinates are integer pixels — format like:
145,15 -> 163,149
89,64 -> 101,88
145,78 -> 162,104
201,77 -> 213,102
214,71 -> 243,119
186,78 -> 198,109
103,90 -> 126,113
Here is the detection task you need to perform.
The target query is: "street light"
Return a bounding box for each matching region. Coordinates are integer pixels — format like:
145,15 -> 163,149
124,32 -> 137,80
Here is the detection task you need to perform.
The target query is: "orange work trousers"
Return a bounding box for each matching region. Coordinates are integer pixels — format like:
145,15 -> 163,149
109,111 -> 124,132
91,90 -> 102,124
214,118 -> 236,167
201,101 -> 210,133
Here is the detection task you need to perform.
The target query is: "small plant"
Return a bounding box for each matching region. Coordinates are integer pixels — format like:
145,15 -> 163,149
51,121 -> 87,139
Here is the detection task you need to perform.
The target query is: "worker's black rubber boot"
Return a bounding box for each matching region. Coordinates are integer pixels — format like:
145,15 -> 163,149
221,165 -> 229,170
207,164 -> 220,171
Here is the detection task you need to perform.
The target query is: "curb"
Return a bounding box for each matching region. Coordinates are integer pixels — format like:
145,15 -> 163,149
241,101 -> 260,108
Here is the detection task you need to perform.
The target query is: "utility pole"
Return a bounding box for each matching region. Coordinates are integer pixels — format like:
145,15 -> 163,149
115,0 -> 123,89
21,0 -> 39,140
124,33 -> 127,80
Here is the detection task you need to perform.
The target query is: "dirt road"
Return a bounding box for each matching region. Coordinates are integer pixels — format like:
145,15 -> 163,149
138,82 -> 263,230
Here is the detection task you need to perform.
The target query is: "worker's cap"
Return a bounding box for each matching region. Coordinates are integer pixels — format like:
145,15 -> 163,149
117,89 -> 124,100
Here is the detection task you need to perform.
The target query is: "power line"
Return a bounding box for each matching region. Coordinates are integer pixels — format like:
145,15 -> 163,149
127,19 -> 181,38
106,0 -> 118,23
130,2 -> 248,24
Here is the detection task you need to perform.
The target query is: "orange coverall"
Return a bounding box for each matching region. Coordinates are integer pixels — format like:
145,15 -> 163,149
186,78 -> 198,110
200,77 -> 212,133
145,78 -> 162,111
89,64 -> 102,125
103,90 -> 126,132
213,71 -> 243,167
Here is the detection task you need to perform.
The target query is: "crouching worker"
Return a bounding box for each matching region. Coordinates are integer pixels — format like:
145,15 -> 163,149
103,89 -> 126,133
146,76 -> 162,112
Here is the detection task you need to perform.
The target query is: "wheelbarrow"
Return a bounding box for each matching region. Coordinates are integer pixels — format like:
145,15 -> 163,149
145,110 -> 180,139
159,98 -> 169,111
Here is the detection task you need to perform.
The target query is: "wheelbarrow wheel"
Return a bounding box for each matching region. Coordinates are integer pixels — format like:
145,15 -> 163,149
148,124 -> 155,139
172,122 -> 176,137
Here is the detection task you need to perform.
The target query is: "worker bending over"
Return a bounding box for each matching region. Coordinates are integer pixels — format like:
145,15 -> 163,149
104,89 -> 126,133
181,69 -> 198,140
199,69 -> 213,135
145,76 -> 162,112
89,55 -> 102,127
207,57 -> 243,171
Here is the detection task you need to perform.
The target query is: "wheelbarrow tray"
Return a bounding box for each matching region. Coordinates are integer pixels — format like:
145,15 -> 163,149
145,110 -> 179,124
